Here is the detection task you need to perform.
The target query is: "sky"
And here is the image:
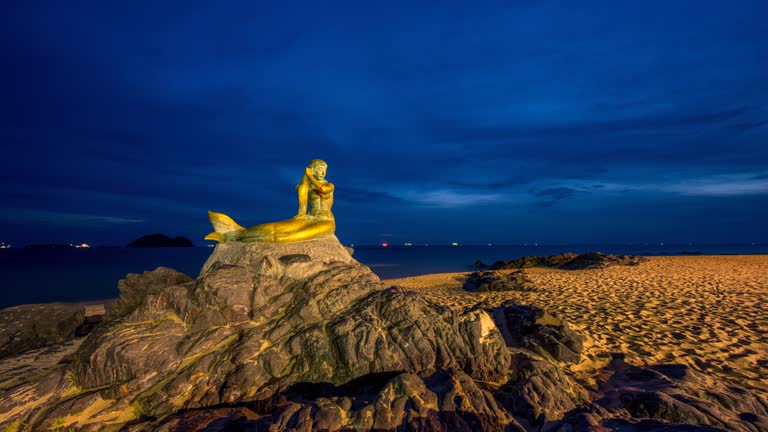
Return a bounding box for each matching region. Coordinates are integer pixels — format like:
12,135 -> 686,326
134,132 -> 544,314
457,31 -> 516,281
1,0 -> 767,246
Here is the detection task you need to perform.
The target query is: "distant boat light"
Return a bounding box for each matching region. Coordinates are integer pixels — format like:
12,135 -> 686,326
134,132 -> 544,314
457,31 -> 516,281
381,241 -> 389,247
452,242 -> 459,246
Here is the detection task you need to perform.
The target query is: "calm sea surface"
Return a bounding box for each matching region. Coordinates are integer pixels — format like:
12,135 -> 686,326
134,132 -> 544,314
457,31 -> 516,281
1,244 -> 766,309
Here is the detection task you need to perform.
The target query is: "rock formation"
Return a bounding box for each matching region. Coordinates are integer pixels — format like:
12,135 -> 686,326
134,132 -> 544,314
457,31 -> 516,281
0,236 -> 517,431
0,236 -> 765,431
0,303 -> 85,359
491,252 -> 648,270
463,270 -> 537,292
492,252 -> 578,269
495,350 -> 589,428
558,252 -> 648,270
489,301 -> 584,364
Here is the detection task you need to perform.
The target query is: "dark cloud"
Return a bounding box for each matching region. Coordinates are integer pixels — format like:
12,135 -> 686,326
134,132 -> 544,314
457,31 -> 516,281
727,119 -> 768,132
337,187 -> 406,204
447,178 -> 531,191
533,187 -> 579,206
436,107 -> 751,143
1,0 -> 766,244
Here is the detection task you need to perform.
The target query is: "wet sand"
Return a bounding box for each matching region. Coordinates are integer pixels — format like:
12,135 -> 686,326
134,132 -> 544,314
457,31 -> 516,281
385,255 -> 768,393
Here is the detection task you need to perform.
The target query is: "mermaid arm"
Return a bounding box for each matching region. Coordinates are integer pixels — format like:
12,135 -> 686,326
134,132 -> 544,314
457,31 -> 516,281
304,168 -> 335,195
295,175 -> 309,217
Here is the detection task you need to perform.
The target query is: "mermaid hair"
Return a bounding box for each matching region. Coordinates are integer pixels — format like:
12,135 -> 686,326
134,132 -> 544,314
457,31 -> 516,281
309,159 -> 327,170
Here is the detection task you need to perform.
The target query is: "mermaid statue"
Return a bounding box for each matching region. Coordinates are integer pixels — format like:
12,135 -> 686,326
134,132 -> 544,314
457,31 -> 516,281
205,159 -> 335,243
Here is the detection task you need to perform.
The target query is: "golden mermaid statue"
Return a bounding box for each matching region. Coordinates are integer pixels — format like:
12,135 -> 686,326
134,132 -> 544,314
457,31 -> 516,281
205,159 -> 335,243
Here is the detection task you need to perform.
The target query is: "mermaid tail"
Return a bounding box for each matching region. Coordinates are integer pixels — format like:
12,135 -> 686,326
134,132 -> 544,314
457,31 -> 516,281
205,211 -> 245,243
204,232 -> 224,242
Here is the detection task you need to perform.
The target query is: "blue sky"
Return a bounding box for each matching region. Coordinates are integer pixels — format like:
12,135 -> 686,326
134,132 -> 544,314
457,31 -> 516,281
1,0 -> 767,245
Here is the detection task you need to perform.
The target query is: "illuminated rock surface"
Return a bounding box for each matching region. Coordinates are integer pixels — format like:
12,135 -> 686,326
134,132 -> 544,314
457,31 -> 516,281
0,303 -> 85,359
463,269 -> 538,292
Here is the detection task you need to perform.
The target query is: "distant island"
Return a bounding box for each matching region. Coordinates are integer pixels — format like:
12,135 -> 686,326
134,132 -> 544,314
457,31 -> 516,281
127,234 -> 194,247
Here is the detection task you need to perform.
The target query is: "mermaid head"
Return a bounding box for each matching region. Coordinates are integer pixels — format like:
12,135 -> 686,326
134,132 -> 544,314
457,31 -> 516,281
309,159 -> 327,180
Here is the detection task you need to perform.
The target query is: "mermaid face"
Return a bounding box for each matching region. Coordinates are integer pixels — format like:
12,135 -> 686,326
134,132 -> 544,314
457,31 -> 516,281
313,165 -> 327,181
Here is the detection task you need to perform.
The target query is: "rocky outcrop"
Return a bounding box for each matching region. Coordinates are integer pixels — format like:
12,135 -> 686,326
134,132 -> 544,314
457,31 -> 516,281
0,303 -> 85,359
495,351 -> 589,428
544,356 -> 768,431
492,253 -> 577,270
104,266 -> 193,321
590,359 -> 768,431
2,236 -> 766,432
125,369 -> 526,432
491,252 -> 648,270
0,236 -> 513,431
490,301 -> 584,364
463,270 -> 537,292
559,252 -> 648,270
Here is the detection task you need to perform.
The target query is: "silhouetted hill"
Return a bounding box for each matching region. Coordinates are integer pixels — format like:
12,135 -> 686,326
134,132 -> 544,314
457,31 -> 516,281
127,234 -> 194,247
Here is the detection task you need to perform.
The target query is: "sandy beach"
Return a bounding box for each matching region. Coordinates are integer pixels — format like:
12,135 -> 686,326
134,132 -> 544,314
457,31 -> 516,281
386,255 -> 768,394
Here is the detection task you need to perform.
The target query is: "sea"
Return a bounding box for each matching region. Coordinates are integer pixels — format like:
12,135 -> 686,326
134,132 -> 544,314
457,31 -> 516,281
1,244 -> 766,309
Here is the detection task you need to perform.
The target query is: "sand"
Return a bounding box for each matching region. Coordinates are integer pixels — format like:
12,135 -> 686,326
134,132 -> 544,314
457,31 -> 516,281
385,255 -> 768,393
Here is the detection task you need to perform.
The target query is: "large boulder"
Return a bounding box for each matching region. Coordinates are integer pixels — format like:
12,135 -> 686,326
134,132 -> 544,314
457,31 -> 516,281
105,266 -> 194,321
495,351 -> 589,428
0,303 -> 85,359
463,270 -> 537,292
490,301 -> 584,364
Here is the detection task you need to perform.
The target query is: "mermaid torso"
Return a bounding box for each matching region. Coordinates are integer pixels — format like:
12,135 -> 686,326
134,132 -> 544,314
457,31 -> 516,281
307,186 -> 333,219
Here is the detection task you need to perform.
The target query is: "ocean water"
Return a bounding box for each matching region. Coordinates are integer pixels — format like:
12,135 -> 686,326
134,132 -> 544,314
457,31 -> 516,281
0,244 -> 766,309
